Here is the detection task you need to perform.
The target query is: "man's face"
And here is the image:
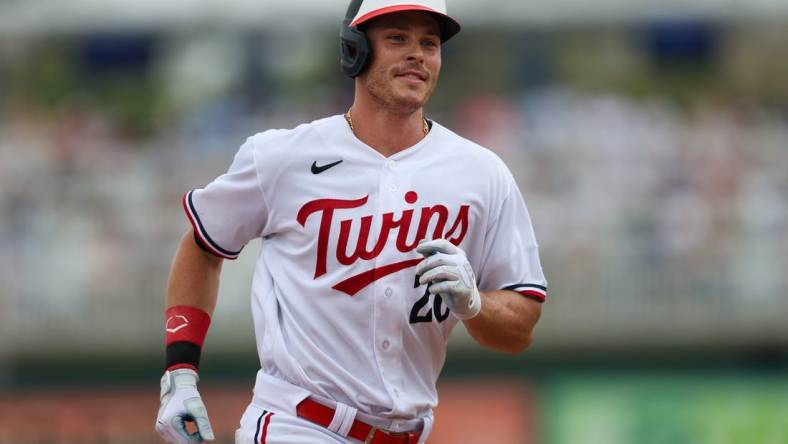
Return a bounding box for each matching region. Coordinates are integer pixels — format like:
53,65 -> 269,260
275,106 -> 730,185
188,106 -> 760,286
359,11 -> 442,114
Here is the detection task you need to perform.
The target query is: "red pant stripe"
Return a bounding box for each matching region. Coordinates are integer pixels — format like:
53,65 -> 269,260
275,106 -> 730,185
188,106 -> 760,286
260,411 -> 274,444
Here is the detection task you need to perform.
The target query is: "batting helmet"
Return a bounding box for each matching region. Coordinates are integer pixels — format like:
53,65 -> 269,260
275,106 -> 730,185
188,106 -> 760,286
340,0 -> 462,78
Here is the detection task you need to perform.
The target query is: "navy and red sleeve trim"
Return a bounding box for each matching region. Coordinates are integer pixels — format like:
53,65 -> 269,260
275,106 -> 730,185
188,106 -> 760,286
502,283 -> 547,303
182,190 -> 243,260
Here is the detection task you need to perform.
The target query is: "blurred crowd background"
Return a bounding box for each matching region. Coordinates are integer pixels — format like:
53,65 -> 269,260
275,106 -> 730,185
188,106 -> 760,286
1,0 -> 787,443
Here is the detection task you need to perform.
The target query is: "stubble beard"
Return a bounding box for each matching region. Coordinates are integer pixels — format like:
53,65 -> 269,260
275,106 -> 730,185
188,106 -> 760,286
364,65 -> 438,117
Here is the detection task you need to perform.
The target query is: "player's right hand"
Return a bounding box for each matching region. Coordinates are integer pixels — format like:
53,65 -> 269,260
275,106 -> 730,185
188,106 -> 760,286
156,368 -> 215,443
416,239 -> 482,320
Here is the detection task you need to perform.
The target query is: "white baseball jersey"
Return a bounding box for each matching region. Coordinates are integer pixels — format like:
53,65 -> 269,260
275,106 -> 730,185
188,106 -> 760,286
183,115 -> 547,420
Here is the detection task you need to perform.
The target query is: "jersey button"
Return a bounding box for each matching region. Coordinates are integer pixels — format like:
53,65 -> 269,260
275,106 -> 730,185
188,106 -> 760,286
381,339 -> 390,350
385,288 -> 393,298
388,183 -> 397,192
388,160 -> 396,169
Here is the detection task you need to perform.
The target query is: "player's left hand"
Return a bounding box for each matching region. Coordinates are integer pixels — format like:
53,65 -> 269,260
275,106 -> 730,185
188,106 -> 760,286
416,239 -> 482,320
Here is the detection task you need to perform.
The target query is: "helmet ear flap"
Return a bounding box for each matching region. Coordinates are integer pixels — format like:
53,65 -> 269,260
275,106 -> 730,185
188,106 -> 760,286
340,0 -> 371,78
340,19 -> 371,78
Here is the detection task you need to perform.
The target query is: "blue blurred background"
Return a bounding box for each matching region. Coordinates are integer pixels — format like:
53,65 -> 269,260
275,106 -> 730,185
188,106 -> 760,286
1,0 -> 787,443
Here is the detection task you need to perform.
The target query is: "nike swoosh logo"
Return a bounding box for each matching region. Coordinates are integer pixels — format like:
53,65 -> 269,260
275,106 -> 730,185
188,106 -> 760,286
311,160 -> 343,174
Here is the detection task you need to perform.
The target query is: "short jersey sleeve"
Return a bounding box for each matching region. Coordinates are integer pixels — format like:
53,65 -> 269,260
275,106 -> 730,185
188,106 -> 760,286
182,138 -> 268,259
477,174 -> 548,302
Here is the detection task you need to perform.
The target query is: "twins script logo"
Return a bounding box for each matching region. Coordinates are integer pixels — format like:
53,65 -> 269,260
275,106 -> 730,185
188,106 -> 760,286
297,191 -> 470,296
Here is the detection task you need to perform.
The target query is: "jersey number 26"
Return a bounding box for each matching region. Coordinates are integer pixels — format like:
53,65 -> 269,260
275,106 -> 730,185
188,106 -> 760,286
409,276 -> 451,324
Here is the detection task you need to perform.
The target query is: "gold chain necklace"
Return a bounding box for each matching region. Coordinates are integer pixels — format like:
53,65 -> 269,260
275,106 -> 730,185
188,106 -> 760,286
345,109 -> 429,136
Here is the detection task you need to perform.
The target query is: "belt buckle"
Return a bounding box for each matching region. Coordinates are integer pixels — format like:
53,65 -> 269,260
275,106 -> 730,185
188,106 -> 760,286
364,427 -> 389,444
365,426 -> 397,443
366,426 -> 416,444
364,426 -> 379,443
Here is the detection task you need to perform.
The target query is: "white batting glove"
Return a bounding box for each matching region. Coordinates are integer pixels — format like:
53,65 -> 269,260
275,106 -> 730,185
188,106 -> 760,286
415,239 -> 482,320
156,369 -> 215,444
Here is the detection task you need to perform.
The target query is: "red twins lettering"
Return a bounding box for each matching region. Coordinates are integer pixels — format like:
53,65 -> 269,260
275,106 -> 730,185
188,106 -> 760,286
296,191 -> 470,295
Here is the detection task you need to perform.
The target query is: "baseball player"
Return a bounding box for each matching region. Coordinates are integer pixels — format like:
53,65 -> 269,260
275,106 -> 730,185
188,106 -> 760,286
156,0 -> 547,443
